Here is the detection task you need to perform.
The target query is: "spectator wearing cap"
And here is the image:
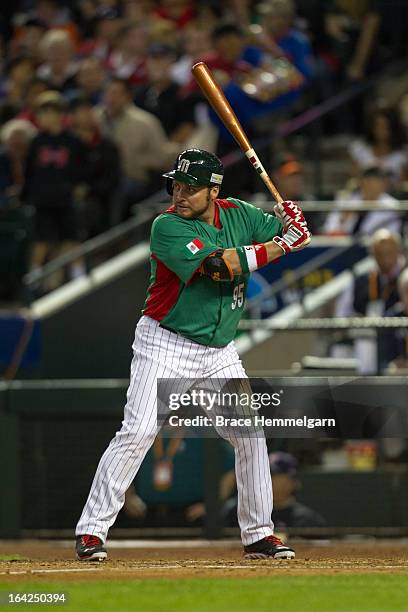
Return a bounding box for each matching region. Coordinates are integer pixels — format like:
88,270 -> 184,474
37,30 -> 77,94
96,77 -> 179,218
107,22 -> 149,87
21,91 -> 87,273
323,166 -> 402,236
272,153 -> 320,232
77,7 -> 123,63
133,43 -> 196,143
69,94 -> 121,236
222,451 -> 326,530
73,58 -> 107,105
0,118 -> 37,205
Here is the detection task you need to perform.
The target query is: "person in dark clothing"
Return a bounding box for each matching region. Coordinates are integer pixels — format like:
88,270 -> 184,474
0,118 -> 37,206
333,228 -> 405,374
69,94 -> 121,236
354,231 -> 405,317
21,90 -> 86,275
380,268 -> 408,371
133,43 -> 196,144
224,451 -> 326,530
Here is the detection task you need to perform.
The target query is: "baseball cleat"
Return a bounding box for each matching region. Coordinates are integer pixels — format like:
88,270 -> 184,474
244,535 -> 295,560
76,535 -> 107,561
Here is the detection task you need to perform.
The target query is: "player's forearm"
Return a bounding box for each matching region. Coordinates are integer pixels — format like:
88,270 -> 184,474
224,241 -> 284,275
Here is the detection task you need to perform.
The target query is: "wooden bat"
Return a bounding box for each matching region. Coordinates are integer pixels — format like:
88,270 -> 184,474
192,61 -> 283,203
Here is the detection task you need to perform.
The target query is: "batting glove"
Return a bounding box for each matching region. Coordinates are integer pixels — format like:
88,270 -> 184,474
274,200 -> 307,230
273,221 -> 311,254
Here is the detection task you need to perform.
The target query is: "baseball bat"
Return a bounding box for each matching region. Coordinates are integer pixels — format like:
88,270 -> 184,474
192,61 -> 283,203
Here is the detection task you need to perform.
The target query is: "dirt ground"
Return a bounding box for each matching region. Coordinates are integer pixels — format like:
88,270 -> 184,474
1,540 -> 408,581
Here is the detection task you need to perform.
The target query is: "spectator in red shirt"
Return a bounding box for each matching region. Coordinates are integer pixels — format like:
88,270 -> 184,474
154,0 -> 196,30
195,23 -> 263,89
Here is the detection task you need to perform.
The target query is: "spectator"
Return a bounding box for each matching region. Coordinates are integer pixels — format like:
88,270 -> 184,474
380,267 -> 408,372
33,0 -> 79,44
195,23 -> 263,89
355,230 -> 405,316
367,0 -> 408,67
323,1 -> 380,82
74,57 -> 106,105
170,25 -> 212,87
21,91 -> 86,274
8,17 -> 48,64
153,0 -> 196,30
224,452 -> 326,530
334,229 -> 406,374
0,118 -> 37,205
123,1 -> 156,23
17,77 -> 49,126
77,7 -> 123,63
271,153 -> 320,232
37,30 -> 77,94
323,166 -> 402,236
107,22 -> 149,86
134,43 -> 195,143
349,106 -> 407,192
185,23 -> 265,153
96,77 -> 178,218
0,55 -> 36,106
257,0 -> 315,82
69,94 -> 121,236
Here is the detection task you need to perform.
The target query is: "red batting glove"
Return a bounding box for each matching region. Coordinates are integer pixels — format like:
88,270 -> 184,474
273,220 -> 311,254
274,200 -> 307,230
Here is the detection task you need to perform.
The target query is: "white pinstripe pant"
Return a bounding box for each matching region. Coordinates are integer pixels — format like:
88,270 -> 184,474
76,316 -> 274,545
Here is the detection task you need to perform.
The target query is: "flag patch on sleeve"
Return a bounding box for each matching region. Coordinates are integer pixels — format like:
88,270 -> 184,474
186,238 -> 204,254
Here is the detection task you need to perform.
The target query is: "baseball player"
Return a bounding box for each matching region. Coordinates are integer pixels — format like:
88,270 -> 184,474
75,148 -> 311,561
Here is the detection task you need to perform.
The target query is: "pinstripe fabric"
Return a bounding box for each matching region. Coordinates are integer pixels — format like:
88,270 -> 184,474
76,316 -> 274,545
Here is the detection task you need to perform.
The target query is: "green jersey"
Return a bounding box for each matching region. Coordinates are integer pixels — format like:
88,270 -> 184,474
143,197 -> 283,347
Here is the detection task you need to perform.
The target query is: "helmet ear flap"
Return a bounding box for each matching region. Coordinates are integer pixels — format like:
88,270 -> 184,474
166,178 -> 174,195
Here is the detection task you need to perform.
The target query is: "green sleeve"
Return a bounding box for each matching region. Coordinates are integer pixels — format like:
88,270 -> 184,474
232,199 -> 283,243
151,214 -> 218,284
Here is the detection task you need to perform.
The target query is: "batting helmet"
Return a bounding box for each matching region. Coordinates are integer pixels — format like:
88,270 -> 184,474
163,148 -> 224,195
